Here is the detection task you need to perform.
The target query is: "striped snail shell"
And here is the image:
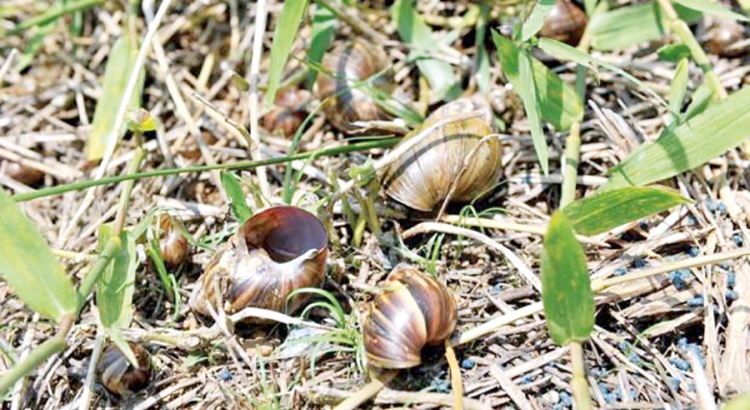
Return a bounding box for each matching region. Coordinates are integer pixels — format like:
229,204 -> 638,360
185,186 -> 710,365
316,40 -> 395,133
97,343 -> 151,396
189,206 -> 328,322
363,264 -> 458,369
538,0 -> 587,46
261,87 -> 311,137
382,96 -> 503,212
157,214 -> 189,269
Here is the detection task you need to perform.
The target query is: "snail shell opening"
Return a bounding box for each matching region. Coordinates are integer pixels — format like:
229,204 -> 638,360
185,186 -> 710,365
189,206 -> 329,321
363,264 -> 458,369
97,344 -> 151,397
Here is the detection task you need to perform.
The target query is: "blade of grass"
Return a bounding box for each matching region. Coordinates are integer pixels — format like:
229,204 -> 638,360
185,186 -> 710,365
5,0 -> 103,35
601,86 -> 750,191
307,4 -> 337,87
96,225 -> 136,329
675,0 -> 749,21
517,49 -> 549,175
265,0 -> 309,106
220,171 -> 253,223
520,0 -> 557,41
0,190 -> 77,322
668,58 -> 689,124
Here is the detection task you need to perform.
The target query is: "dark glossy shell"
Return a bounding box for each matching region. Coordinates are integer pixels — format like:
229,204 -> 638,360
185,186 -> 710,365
4,161 -> 44,186
363,264 -> 458,369
539,0 -> 587,46
158,214 -> 189,269
317,41 -> 395,133
261,88 -> 311,137
705,19 -> 745,57
97,344 -> 151,396
382,96 -> 503,212
189,206 -> 328,322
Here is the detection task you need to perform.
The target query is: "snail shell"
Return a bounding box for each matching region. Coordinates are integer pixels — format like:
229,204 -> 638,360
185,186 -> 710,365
261,88 -> 311,137
705,19 -> 745,57
363,264 -> 458,369
157,214 -> 189,269
3,161 -> 44,186
538,0 -> 587,46
382,96 -> 503,212
316,41 -> 395,133
189,206 -> 328,321
97,343 -> 151,396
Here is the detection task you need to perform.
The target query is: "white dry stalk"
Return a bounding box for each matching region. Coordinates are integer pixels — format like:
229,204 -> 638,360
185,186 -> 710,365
77,329 -> 105,410
61,0 -> 173,246
248,0 -> 271,200
687,347 -> 718,410
10,313 -> 39,410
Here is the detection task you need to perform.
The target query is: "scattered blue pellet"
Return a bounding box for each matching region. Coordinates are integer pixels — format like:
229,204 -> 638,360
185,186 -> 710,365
678,338 -> 689,349
431,379 -> 451,393
633,258 -> 647,268
559,391 -> 572,406
670,357 -> 690,371
687,214 -> 698,225
218,368 -> 233,381
639,221 -> 649,230
461,358 -> 476,369
719,261 -> 731,270
726,290 -> 739,301
599,384 -> 616,404
687,295 -> 704,307
627,352 -> 641,365
671,269 -> 691,290
492,283 -> 503,294
687,247 -> 700,257
668,377 -> 681,391
629,387 -> 638,400
521,375 -> 533,384
614,386 -> 624,400
618,341 -> 629,351
728,271 -> 736,288
733,233 -> 744,246
614,267 -> 627,276
717,203 -> 727,214
705,200 -> 717,212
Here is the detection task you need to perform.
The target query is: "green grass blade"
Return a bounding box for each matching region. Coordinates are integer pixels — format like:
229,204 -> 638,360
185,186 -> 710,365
657,44 -> 692,62
521,0 -> 557,41
6,0 -> 103,35
601,86 -> 750,191
541,211 -> 594,345
684,82 -> 715,120
86,30 -> 145,161
563,186 -> 692,235
518,49 -> 549,175
220,171 -> 253,223
96,225 -> 136,329
668,58 -> 689,123
392,0 -> 460,101
675,0 -> 750,21
0,190 -> 76,322
493,32 -> 583,131
265,0 -> 308,106
307,4 -> 337,87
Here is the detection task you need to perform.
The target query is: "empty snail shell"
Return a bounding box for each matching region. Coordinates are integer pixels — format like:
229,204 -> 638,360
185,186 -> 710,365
382,96 -> 503,212
705,19 -> 745,57
261,88 -> 311,137
538,0 -> 587,46
363,264 -> 458,369
316,41 -> 395,133
3,161 -> 44,186
189,206 -> 328,322
97,343 -> 151,396
157,214 -> 189,269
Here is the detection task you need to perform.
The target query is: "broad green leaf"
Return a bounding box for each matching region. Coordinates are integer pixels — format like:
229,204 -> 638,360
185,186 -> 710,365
668,58 -> 689,122
15,21 -> 56,71
220,171 -> 253,223
589,2 -> 701,51
723,393 -> 750,410
601,86 -> 750,191
584,0 -> 598,15
521,0 -> 557,41
657,44 -> 692,62
518,49 -> 549,175
684,82 -> 715,120
392,0 -> 461,101
7,0 -> 102,34
109,330 -> 139,367
96,225 -> 136,329
86,30 -> 145,161
266,0 -> 309,106
563,186 -> 692,235
307,4 -> 336,87
0,190 -> 76,322
493,32 -> 583,131
675,0 -> 749,21
541,211 -> 594,345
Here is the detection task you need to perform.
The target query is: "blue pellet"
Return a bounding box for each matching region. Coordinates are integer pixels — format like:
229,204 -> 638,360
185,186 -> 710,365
670,357 -> 690,371
726,290 -> 739,301
559,391 -> 572,406
687,247 -> 700,257
733,233 -> 744,246
668,377 -> 681,390
687,295 -> 704,307
614,267 -> 627,276
461,358 -> 476,369
633,258 -> 646,268
728,271 -> 736,288
218,368 -> 233,381
677,338 -> 689,349
627,352 -> 641,365
705,200 -> 717,212
671,269 -> 690,290
719,262 -> 731,270
717,203 -> 727,214
687,214 -> 698,225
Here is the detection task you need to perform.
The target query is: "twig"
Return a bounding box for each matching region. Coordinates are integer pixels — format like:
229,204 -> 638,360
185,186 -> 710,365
439,214 -> 604,245
248,0 -> 271,200
444,341 -> 464,410
78,329 -> 104,410
569,341 -> 593,410
333,370 -> 398,410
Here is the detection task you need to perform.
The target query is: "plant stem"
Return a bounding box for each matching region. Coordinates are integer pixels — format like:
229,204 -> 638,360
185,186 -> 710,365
0,315 -> 74,395
569,341 -> 593,410
560,120 -> 582,208
76,237 -> 122,310
444,340 -> 464,410
655,0 -> 727,100
13,138 -> 400,203
113,141 -> 146,234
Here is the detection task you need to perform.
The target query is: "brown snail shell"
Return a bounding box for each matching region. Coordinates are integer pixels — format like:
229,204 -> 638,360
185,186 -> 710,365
363,264 -> 458,369
189,206 -> 328,322
261,88 -> 311,137
4,161 -> 44,186
382,96 -> 503,212
538,0 -> 587,46
705,19 -> 746,57
157,214 -> 189,269
97,343 -> 151,396
316,41 -> 395,133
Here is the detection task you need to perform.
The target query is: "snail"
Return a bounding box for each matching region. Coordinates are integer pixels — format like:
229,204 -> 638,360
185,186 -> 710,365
3,161 -> 44,186
189,206 -> 328,321
382,96 -> 503,212
316,41 -> 395,133
538,0 -> 587,46
261,87 -> 311,137
97,343 -> 151,397
363,264 -> 458,369
157,214 -> 189,269
704,19 -> 746,57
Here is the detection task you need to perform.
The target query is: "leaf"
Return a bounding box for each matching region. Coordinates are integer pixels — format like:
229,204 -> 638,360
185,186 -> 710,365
493,32 -> 583,131
307,4 -> 337,87
563,186 -> 692,235
96,225 -> 136,329
723,393 -> 750,410
0,190 -> 76,322
521,0 -> 557,42
657,44 -> 692,62
86,30 -> 145,161
541,211 -> 594,345
668,58 -> 689,122
7,0 -> 103,34
601,86 -> 750,191
684,82 -> 715,120
392,0 -> 461,101
109,330 -> 139,367
265,0 -> 308,106
518,49 -> 549,175
675,0 -> 750,21
220,171 -> 253,223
